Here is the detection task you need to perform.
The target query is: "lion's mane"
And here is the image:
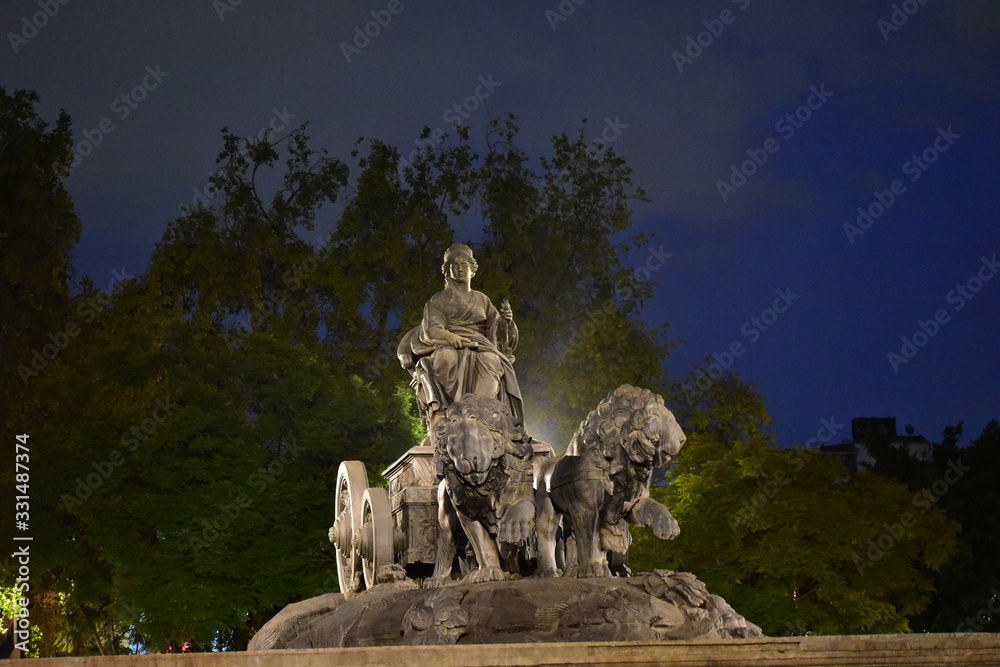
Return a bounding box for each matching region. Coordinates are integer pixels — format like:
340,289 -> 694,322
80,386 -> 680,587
570,384 -> 668,467
435,395 -> 527,536
567,384 -> 672,553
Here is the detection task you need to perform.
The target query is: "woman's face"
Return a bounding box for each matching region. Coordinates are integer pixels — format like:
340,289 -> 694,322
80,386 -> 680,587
446,257 -> 474,283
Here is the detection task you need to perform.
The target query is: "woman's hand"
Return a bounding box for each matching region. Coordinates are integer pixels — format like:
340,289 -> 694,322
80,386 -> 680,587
442,331 -> 465,348
500,298 -> 514,322
442,331 -> 477,349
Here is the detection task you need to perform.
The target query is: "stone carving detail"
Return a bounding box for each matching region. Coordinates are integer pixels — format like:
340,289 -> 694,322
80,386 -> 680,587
375,563 -> 414,586
636,570 -> 763,639
249,574 -> 763,649
536,385 -> 686,577
247,593 -> 344,651
426,395 -> 534,586
401,587 -> 470,644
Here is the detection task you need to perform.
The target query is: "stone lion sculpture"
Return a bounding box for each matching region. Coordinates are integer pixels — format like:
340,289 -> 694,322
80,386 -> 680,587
536,384 -> 686,577
426,394 -> 535,586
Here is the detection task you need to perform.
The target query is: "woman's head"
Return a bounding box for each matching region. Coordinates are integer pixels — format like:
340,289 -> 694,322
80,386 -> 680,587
442,243 -> 478,282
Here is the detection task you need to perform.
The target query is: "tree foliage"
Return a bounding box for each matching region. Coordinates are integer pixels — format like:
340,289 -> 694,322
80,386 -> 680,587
631,372 -> 961,636
16,121 -> 421,653
857,421 -> 1000,632
315,136 -> 460,392
474,117 -> 671,446
0,87 -> 83,657
0,87 -> 81,427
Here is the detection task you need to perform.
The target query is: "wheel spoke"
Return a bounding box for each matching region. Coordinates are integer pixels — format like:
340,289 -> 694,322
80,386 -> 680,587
360,487 -> 394,589
333,461 -> 369,595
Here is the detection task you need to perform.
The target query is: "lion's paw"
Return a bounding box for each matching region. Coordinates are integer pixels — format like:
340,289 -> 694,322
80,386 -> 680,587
466,566 -> 506,584
577,561 -> 613,578
423,575 -> 454,589
535,567 -> 562,578
653,513 -> 680,540
498,500 -> 535,545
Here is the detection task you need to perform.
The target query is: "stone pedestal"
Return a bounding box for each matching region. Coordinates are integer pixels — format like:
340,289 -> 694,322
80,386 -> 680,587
249,570 -> 762,649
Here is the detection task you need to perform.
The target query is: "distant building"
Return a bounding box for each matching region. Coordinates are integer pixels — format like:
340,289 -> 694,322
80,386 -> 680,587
817,441 -> 863,472
820,417 -> 931,472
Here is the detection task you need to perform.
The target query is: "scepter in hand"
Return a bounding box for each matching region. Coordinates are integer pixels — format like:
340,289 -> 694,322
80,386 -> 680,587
498,298 -> 515,362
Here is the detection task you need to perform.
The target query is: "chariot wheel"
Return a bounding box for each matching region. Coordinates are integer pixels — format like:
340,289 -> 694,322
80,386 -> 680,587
358,486 -> 394,590
331,461 -> 369,595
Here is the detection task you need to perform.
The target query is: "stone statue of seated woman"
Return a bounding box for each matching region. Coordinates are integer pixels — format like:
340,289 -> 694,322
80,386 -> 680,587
397,243 -> 523,436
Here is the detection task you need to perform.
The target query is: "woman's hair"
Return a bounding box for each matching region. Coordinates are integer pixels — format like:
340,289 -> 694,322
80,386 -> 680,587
441,243 -> 478,276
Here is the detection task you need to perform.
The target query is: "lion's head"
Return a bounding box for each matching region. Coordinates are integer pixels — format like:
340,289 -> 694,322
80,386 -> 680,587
434,394 -> 516,487
576,384 -> 686,471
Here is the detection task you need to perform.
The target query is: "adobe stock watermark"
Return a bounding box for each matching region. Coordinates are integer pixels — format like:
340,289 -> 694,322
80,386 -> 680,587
587,115 -> 628,156
844,126 -> 960,244
188,107 -> 297,209
716,84 -> 832,202
853,457 -> 970,574
7,0 -> 70,54
224,286 -> 288,351
10,551 -> 32,654
887,253 -> 998,373
340,0 -> 411,63
544,0 -> 587,31
956,590 -> 999,632
398,75 -> 502,171
60,397 -> 180,512
479,114 -> 628,247
212,0 -> 244,21
224,231 -> 339,352
672,0 -> 752,73
16,268 -> 132,385
681,288 -> 800,401
188,438 -> 305,553
877,0 -> 931,41
725,416 -> 843,531
70,65 -> 170,172
364,340 -> 402,383
548,242 -> 671,360
500,114 -> 628,230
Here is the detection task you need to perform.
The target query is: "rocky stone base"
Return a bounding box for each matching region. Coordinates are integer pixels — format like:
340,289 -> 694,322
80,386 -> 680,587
248,570 -> 762,649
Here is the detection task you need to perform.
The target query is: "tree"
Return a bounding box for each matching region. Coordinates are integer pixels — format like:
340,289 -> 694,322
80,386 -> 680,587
314,136 -> 461,393
474,116 -> 673,446
0,87 -> 82,425
0,87 -> 83,656
312,116 -> 674,447
906,422 -> 1000,632
26,124 -> 421,652
630,371 -> 960,635
846,418 -> 1000,632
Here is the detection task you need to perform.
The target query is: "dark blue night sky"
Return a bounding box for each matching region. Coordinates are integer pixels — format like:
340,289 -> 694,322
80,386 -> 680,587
3,1 -> 997,448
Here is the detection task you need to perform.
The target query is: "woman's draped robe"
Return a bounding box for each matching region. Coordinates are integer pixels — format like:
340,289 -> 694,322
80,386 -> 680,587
398,289 -> 523,428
